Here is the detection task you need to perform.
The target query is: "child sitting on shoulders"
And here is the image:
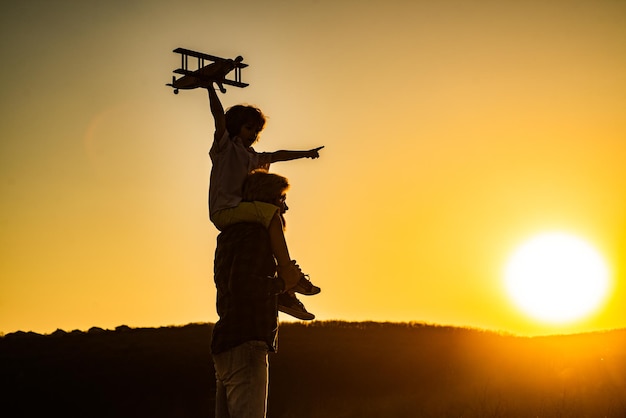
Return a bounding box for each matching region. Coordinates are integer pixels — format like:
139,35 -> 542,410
206,85 -> 323,319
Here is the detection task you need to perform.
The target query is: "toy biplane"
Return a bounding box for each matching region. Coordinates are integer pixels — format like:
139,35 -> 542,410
166,48 -> 249,94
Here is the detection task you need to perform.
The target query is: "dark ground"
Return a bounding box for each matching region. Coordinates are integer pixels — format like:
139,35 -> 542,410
2,321 -> 625,418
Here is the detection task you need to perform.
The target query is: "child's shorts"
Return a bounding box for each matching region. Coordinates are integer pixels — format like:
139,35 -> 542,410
211,201 -> 280,231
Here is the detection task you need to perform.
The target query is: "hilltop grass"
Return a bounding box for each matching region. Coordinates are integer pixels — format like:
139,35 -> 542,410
1,321 -> 625,417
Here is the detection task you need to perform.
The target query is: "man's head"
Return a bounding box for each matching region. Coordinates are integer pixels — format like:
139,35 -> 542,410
243,170 -> 290,227
243,169 -> 289,210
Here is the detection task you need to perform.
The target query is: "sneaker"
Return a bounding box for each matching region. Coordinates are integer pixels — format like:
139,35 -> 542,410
278,293 -> 315,321
293,274 -> 321,295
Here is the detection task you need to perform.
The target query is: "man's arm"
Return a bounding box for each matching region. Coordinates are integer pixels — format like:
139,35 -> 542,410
207,87 -> 226,146
268,146 -> 324,164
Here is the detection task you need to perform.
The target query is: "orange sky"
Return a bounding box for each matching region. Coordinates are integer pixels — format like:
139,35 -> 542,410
1,0 -> 625,336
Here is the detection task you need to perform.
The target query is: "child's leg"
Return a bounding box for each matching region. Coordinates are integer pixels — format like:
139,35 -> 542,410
269,212 -> 320,299
268,212 -> 301,289
267,212 -> 319,320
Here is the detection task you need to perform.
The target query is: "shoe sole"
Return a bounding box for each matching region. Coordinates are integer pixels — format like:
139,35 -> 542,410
293,287 -> 321,296
278,305 -> 315,321
293,282 -> 321,296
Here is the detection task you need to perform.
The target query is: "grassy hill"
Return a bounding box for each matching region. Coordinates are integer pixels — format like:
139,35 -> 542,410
1,322 -> 625,417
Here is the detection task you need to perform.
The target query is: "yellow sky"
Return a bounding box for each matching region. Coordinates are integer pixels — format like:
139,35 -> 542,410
1,0 -> 625,336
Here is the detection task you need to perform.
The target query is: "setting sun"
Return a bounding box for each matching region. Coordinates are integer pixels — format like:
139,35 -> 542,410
504,232 -> 611,324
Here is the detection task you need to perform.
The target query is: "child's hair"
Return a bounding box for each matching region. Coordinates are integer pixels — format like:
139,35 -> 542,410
225,105 -> 267,138
242,169 -> 289,204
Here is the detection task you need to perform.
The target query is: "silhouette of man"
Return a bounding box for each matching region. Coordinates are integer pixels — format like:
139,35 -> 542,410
211,170 -> 300,418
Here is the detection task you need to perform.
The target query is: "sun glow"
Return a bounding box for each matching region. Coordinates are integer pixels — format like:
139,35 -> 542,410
504,232 -> 611,324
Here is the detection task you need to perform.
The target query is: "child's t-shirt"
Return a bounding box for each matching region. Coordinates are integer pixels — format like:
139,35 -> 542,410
209,131 -> 271,217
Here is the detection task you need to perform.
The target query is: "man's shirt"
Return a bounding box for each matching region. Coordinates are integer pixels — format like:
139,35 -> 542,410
211,222 -> 284,354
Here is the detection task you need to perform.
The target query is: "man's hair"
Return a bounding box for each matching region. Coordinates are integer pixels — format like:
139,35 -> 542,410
224,105 -> 266,138
242,169 -> 289,204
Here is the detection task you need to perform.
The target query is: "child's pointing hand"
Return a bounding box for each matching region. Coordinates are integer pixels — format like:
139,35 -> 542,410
308,146 -> 324,159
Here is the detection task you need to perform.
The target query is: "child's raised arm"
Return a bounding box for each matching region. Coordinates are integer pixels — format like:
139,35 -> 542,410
207,86 -> 226,145
269,146 -> 324,163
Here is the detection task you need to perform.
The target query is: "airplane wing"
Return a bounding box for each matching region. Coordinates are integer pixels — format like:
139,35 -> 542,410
173,69 -> 195,76
174,47 -> 221,62
221,79 -> 250,88
173,48 -> 248,68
